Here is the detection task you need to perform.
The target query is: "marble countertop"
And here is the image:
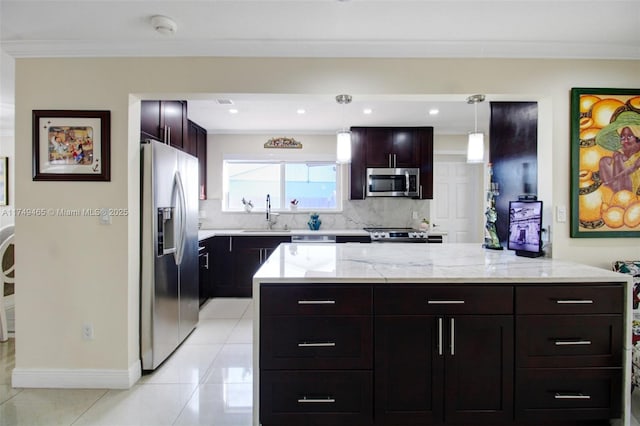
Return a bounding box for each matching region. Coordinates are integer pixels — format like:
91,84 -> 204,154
253,243 -> 631,284
198,228 -> 370,240
199,228 -> 447,240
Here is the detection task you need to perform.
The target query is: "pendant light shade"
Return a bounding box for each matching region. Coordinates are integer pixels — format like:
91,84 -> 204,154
335,94 -> 353,164
467,132 -> 484,163
336,130 -> 352,163
466,94 -> 485,164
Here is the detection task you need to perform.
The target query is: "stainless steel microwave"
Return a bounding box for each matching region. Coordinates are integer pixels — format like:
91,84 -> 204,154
366,168 -> 420,197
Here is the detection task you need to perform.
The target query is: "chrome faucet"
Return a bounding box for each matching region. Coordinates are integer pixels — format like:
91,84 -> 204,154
266,194 -> 274,229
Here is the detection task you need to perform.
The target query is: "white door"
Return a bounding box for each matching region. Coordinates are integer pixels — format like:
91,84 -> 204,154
431,160 -> 483,243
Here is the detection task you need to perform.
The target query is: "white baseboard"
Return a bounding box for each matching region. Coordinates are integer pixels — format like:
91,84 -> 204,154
12,360 -> 141,389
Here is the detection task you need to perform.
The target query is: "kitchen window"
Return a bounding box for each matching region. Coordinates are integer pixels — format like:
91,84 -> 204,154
223,161 -> 339,211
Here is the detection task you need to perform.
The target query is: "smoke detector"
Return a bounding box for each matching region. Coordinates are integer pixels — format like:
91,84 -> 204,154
150,15 -> 177,36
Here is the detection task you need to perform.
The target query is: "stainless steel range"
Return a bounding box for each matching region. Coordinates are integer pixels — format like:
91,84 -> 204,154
363,227 -> 442,243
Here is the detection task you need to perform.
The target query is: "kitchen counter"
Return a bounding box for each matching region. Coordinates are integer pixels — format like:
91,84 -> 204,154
253,242 -> 631,284
198,228 -> 446,241
252,243 -> 633,426
198,228 -> 370,240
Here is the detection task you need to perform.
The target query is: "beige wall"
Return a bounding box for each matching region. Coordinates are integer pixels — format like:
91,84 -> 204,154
12,57 -> 640,381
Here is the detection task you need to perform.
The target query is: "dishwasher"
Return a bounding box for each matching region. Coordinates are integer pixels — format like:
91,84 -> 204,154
291,234 -> 336,243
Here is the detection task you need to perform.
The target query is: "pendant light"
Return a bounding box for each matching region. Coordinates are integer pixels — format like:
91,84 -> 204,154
466,94 -> 485,163
336,94 -> 352,164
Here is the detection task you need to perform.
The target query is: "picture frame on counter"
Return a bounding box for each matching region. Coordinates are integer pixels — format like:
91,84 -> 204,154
32,110 -> 111,181
570,87 -> 640,238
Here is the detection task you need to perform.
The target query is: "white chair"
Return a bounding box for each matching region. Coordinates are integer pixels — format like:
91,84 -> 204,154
0,224 -> 15,342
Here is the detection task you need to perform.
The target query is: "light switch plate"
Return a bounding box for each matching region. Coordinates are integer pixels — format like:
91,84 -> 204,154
556,206 -> 567,223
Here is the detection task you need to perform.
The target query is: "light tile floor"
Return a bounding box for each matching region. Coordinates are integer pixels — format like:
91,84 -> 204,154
0,298 -> 254,426
1,298 -> 639,425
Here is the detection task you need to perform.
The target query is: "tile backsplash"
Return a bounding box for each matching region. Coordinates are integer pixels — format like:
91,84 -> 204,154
198,198 -> 431,230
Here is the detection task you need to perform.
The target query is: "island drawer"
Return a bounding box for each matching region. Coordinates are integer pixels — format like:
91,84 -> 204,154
515,368 -> 622,422
261,285 -> 372,316
516,285 -> 623,314
260,370 -> 373,426
374,286 -> 513,315
261,316 -> 372,369
516,315 -> 623,368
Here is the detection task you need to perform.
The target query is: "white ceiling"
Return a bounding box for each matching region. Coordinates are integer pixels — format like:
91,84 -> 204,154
2,0 -> 638,135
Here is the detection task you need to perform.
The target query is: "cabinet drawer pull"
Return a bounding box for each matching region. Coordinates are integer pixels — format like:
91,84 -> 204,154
298,397 -> 336,403
450,318 -> 455,356
297,342 -> 336,347
437,317 -> 443,356
554,340 -> 592,346
555,299 -> 593,304
554,393 -> 591,400
428,300 -> 465,304
298,300 -> 336,305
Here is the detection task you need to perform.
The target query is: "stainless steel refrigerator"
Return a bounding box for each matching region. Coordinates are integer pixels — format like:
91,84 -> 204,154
140,139 -> 199,370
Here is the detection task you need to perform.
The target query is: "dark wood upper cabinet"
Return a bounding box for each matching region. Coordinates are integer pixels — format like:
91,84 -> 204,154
364,127 -> 396,167
140,100 -> 188,151
162,100 -> 188,151
350,126 -> 433,200
141,101 -> 207,199
188,120 -> 207,199
140,100 -> 163,140
364,127 -> 421,168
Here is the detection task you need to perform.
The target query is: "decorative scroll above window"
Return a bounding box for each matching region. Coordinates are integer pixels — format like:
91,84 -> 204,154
264,137 -> 302,149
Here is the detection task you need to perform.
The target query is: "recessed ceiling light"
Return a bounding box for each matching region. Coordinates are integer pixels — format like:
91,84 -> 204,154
297,109 -> 306,115
228,108 -> 239,114
429,108 -> 439,115
363,108 -> 373,115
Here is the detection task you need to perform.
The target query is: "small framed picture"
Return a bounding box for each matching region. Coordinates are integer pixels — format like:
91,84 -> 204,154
32,110 -> 110,181
0,157 -> 7,206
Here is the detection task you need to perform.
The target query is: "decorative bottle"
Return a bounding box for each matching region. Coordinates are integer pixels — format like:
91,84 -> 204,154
307,213 -> 322,231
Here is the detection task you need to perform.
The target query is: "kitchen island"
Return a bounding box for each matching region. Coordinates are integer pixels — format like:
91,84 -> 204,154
253,243 -> 632,426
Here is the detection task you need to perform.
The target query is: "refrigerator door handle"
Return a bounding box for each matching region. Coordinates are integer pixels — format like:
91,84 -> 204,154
174,171 -> 187,266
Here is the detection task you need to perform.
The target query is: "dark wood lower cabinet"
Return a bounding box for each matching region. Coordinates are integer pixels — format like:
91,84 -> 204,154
259,282 -> 624,426
375,316 -> 442,425
375,315 -> 513,425
516,368 -> 622,423
260,371 -> 373,426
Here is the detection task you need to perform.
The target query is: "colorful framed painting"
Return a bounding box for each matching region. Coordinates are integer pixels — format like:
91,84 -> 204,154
0,157 -> 7,206
32,110 -> 110,181
570,88 -> 640,237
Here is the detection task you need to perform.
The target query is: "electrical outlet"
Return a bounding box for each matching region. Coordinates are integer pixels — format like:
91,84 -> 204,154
412,211 -> 418,220
82,323 -> 94,340
99,208 -> 112,225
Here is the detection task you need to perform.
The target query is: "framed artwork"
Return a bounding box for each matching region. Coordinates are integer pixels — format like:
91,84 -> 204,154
570,88 -> 640,237
0,157 -> 7,206
32,110 -> 110,181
